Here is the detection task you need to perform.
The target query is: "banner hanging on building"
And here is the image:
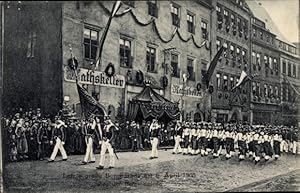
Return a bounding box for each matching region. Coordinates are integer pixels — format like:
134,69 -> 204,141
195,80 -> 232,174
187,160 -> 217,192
171,84 -> 203,98
64,67 -> 125,88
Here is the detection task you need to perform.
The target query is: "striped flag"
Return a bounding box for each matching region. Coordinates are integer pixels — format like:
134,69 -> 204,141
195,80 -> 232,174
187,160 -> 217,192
77,83 -> 106,118
232,70 -> 249,90
95,1 -> 122,69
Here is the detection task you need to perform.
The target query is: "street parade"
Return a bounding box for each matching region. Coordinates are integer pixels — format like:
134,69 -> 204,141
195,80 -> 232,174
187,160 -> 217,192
2,108 -> 299,168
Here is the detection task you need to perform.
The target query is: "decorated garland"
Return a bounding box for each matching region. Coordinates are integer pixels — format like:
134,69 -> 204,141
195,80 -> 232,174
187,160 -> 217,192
97,1 -> 210,50
136,70 -> 144,84
104,63 -> 115,77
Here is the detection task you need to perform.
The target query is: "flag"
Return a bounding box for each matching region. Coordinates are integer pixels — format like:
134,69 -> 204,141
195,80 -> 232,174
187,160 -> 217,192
77,83 -> 106,118
284,75 -> 300,96
232,70 -> 249,90
205,46 -> 225,87
95,1 -> 122,69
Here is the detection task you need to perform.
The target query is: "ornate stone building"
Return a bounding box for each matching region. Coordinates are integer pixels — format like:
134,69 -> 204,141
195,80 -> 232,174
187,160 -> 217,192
210,0 -> 252,123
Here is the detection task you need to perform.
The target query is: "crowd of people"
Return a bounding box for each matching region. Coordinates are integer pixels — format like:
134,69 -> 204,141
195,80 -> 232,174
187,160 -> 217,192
1,108 -> 299,167
1,108 -> 175,162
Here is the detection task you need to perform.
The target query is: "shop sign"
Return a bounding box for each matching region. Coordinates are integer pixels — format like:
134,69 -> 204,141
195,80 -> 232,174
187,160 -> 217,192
171,84 -> 203,98
64,67 -> 125,89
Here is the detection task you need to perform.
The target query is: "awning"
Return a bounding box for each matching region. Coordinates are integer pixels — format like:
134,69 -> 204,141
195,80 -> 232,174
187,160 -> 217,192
127,85 -> 180,121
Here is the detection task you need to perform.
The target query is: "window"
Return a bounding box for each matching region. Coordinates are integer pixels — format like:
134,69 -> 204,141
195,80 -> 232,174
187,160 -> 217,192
257,53 -> 261,66
216,73 -> 221,89
252,51 -> 256,66
264,84 -> 268,97
119,37 -> 132,67
282,60 -> 286,74
282,87 -> 286,101
253,28 -> 256,37
171,3 -> 180,27
288,62 -> 291,77
292,64 -> 296,77
224,9 -> 228,17
26,31 -> 37,58
187,13 -> 195,34
230,77 -> 234,89
187,58 -> 195,80
264,55 -> 268,66
216,5 -> 221,13
148,0 -> 158,17
171,53 -> 179,77
275,86 -> 278,98
252,82 -> 256,94
84,27 -> 99,60
123,1 -> 135,7
260,31 -> 263,40
201,21 -> 208,39
146,46 -> 156,72
216,39 -> 221,50
223,75 -> 228,90
269,57 -> 273,69
274,58 -> 278,75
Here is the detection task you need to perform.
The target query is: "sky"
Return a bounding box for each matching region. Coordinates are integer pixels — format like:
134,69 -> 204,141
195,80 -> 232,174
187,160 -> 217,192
256,0 -> 299,43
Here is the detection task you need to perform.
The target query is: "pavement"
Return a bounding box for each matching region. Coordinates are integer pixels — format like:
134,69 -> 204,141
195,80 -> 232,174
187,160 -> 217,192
2,149 -> 300,193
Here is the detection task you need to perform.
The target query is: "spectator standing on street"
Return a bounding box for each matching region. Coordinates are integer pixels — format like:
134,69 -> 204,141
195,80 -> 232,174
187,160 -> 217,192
15,119 -> 28,160
37,119 -> 50,160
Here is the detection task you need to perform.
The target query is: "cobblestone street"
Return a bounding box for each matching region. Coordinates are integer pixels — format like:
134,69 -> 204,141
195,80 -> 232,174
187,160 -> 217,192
3,149 -> 300,193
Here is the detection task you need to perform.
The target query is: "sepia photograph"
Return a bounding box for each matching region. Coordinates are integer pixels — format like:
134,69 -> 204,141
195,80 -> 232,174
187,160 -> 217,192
0,0 -> 299,192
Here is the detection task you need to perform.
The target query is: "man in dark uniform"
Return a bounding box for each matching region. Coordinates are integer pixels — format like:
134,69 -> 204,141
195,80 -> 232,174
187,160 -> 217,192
96,116 -> 116,169
48,118 -> 68,162
27,121 -> 39,160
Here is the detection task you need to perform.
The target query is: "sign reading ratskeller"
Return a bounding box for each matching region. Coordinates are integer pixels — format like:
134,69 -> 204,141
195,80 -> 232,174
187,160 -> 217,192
64,67 -> 125,88
171,84 -> 203,98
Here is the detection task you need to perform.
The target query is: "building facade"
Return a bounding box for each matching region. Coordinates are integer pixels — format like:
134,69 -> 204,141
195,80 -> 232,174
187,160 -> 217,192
278,40 -> 300,126
3,1 -> 212,122
210,0 -> 252,123
249,16 -> 282,125
2,1 -> 300,125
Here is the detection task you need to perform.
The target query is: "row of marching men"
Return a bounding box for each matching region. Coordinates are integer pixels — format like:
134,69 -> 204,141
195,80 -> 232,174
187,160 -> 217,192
172,121 -> 299,164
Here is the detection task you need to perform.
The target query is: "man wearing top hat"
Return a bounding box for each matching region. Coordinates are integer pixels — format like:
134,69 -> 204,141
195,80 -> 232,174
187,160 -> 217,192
48,117 -> 68,162
96,116 -> 116,169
